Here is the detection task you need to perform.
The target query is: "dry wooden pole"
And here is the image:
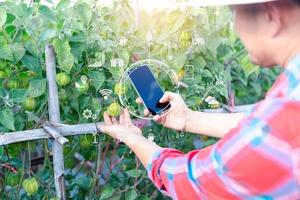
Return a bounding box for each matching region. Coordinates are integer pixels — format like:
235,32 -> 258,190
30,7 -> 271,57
45,44 -> 66,200
43,124 -> 69,145
0,123 -> 100,146
0,104 -> 254,146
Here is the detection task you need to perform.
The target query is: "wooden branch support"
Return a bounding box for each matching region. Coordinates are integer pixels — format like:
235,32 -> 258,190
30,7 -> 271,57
45,44 -> 66,200
42,123 -> 69,145
0,123 -> 101,146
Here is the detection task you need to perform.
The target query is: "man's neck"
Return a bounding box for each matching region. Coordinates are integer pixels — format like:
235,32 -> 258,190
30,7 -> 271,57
281,39 -> 300,67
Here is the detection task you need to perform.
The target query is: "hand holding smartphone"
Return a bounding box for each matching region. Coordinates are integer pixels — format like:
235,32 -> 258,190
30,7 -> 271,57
128,65 -> 171,116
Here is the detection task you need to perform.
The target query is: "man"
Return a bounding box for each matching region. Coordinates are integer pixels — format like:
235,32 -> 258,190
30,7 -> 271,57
99,0 -> 300,199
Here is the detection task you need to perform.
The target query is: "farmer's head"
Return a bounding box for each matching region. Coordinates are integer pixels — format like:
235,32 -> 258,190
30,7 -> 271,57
229,0 -> 300,67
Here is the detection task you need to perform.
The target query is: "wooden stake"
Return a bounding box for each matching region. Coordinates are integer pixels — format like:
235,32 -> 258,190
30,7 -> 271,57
45,44 -> 66,200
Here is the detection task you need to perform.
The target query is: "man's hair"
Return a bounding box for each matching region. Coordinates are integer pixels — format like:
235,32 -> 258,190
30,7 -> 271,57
295,0 -> 300,5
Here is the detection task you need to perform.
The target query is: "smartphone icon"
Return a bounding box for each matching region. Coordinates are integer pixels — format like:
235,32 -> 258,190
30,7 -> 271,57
128,65 -> 171,115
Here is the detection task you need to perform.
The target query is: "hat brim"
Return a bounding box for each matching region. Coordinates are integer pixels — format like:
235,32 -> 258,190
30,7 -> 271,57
195,0 -> 278,6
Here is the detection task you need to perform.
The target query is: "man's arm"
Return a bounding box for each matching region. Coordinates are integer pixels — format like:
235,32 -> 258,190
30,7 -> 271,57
146,99 -> 300,199
140,92 -> 246,138
184,111 -> 245,138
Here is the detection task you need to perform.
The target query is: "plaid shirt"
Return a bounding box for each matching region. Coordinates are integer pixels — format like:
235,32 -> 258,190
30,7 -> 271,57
147,54 -> 300,200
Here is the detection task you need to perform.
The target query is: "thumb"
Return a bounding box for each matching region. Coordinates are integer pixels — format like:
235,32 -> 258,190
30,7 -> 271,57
159,92 -> 176,103
98,124 -> 109,133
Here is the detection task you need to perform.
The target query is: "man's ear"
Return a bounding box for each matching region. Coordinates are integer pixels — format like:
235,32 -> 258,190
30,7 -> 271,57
264,2 -> 283,37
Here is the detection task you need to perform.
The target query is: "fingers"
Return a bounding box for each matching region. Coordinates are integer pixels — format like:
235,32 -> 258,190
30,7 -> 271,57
124,108 -> 131,124
119,111 -> 125,124
136,98 -> 150,117
144,109 -> 150,116
153,115 -> 165,124
135,98 -> 143,104
104,112 -> 113,125
111,117 -> 118,125
98,124 -> 109,133
160,91 -> 176,103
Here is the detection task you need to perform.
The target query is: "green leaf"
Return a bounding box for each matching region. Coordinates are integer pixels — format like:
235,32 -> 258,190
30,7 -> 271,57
39,5 -> 56,21
100,186 -> 114,200
241,56 -> 260,78
76,3 -> 92,25
0,8 -> 7,28
56,0 -> 70,11
216,87 -> 228,99
88,71 -> 105,91
125,189 -> 138,200
118,49 -> 130,66
72,176 -> 91,190
137,196 -> 150,200
21,54 -> 42,76
53,39 -> 74,73
14,114 -> 25,131
125,169 -> 140,178
0,108 -> 15,131
28,79 -> 46,97
0,146 -> 3,159
0,44 -> 13,61
9,89 -> 27,103
11,44 -> 26,63
0,43 -> 24,63
38,29 -> 57,42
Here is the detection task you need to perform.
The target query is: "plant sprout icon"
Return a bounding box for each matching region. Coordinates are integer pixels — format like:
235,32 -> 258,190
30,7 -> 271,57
99,89 -> 113,101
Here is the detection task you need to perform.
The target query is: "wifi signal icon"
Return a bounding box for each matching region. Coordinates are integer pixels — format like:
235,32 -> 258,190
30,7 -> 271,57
99,89 -> 113,101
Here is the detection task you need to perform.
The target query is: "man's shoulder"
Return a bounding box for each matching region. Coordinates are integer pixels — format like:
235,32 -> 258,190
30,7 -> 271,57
247,97 -> 300,148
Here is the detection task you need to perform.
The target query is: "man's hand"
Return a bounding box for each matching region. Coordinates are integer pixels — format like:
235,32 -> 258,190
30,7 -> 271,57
99,108 -> 143,145
136,92 -> 191,131
99,108 -> 163,169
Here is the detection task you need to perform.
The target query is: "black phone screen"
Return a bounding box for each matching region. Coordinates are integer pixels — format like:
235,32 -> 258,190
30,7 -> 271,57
128,65 -> 170,115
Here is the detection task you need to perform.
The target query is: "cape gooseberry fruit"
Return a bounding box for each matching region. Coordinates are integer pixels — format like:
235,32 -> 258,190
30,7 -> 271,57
107,102 -> 122,117
56,72 -> 71,87
22,177 -> 39,196
23,97 -> 37,111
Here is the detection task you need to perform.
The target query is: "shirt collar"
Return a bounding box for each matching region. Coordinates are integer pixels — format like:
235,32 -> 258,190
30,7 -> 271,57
265,53 -> 300,98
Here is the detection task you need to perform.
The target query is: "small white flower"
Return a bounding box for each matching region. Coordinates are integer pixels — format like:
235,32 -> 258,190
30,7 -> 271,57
83,109 -> 92,119
119,37 -> 128,46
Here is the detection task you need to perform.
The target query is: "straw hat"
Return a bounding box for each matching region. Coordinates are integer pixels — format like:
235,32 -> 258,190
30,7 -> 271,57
197,0 -> 279,6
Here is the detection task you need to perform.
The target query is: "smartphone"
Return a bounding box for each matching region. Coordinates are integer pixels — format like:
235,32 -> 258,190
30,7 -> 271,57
128,64 -> 171,115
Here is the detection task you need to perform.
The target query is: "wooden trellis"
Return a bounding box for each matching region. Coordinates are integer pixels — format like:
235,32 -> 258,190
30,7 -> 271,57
0,44 -> 255,199
0,45 -> 102,199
